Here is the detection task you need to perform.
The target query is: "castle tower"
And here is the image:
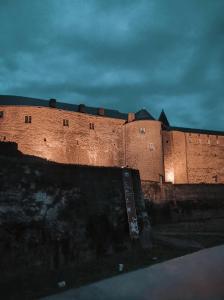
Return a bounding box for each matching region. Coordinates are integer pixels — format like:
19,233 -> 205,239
124,109 -> 164,182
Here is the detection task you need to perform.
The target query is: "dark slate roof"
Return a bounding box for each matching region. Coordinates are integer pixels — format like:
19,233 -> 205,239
0,95 -> 128,120
135,109 -> 155,121
159,110 -> 170,126
168,126 -> 224,137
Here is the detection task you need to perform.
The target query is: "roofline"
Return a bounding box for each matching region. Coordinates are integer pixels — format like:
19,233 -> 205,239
125,119 -> 161,124
1,95 -> 223,135
0,95 -> 128,120
167,126 -> 224,137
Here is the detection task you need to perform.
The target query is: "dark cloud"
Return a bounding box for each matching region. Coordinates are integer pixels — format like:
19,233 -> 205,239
0,0 -> 223,130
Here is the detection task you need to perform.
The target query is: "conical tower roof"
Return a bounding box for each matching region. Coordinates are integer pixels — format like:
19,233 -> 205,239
159,110 -> 170,126
135,109 -> 155,121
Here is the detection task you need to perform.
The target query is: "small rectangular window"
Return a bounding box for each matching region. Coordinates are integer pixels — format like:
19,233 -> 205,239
89,123 -> 94,130
63,119 -> 69,127
149,143 -> 155,151
216,136 -> 219,145
0,111 -> 4,118
25,116 -> 32,123
139,127 -> 146,134
213,175 -> 218,183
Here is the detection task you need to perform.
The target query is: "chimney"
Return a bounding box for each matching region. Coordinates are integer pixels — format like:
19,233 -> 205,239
49,99 -> 57,108
78,104 -> 86,113
98,107 -> 105,116
128,112 -> 135,122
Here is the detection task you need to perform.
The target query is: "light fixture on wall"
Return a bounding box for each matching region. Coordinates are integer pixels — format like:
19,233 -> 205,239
166,168 -> 174,183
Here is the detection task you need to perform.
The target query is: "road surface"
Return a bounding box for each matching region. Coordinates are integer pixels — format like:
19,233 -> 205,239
41,245 -> 224,300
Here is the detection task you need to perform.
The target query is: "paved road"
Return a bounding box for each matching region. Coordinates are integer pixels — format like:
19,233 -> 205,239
41,245 -> 224,300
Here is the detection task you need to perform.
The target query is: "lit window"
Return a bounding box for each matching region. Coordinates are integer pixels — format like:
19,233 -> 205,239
63,119 -> 69,127
0,111 -> 4,118
89,123 -> 94,130
139,127 -> 146,134
25,116 -> 32,123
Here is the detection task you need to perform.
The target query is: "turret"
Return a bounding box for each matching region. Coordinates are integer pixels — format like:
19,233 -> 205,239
159,109 -> 170,127
124,108 -> 164,182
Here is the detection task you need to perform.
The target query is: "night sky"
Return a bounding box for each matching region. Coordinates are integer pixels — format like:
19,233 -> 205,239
1,0 -> 223,130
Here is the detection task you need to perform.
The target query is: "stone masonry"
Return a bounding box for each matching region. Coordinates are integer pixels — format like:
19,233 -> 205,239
0,95 -> 224,183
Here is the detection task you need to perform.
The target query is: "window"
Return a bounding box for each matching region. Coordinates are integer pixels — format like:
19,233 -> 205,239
25,116 -> 32,123
89,123 -> 94,130
149,143 -> 155,151
216,136 -> 219,145
139,127 -> 146,134
0,111 -> 4,118
213,175 -> 218,183
63,119 -> 69,127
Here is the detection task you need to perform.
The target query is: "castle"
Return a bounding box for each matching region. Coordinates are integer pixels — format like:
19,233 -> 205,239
0,95 -> 224,184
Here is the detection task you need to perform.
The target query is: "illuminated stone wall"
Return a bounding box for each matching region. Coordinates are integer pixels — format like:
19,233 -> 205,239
125,120 -> 164,181
0,105 -> 165,182
0,105 -> 125,167
163,130 -> 224,184
1,105 -> 224,183
186,132 -> 224,183
162,131 -> 188,183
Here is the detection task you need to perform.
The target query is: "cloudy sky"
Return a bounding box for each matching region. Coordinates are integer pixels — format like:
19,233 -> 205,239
0,0 -> 223,130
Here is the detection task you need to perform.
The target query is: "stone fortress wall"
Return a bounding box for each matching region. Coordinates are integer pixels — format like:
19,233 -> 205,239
0,96 -> 224,184
0,105 -> 125,167
163,130 -> 224,184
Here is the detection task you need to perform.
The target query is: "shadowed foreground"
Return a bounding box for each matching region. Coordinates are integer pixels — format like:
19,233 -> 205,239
41,245 -> 224,300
